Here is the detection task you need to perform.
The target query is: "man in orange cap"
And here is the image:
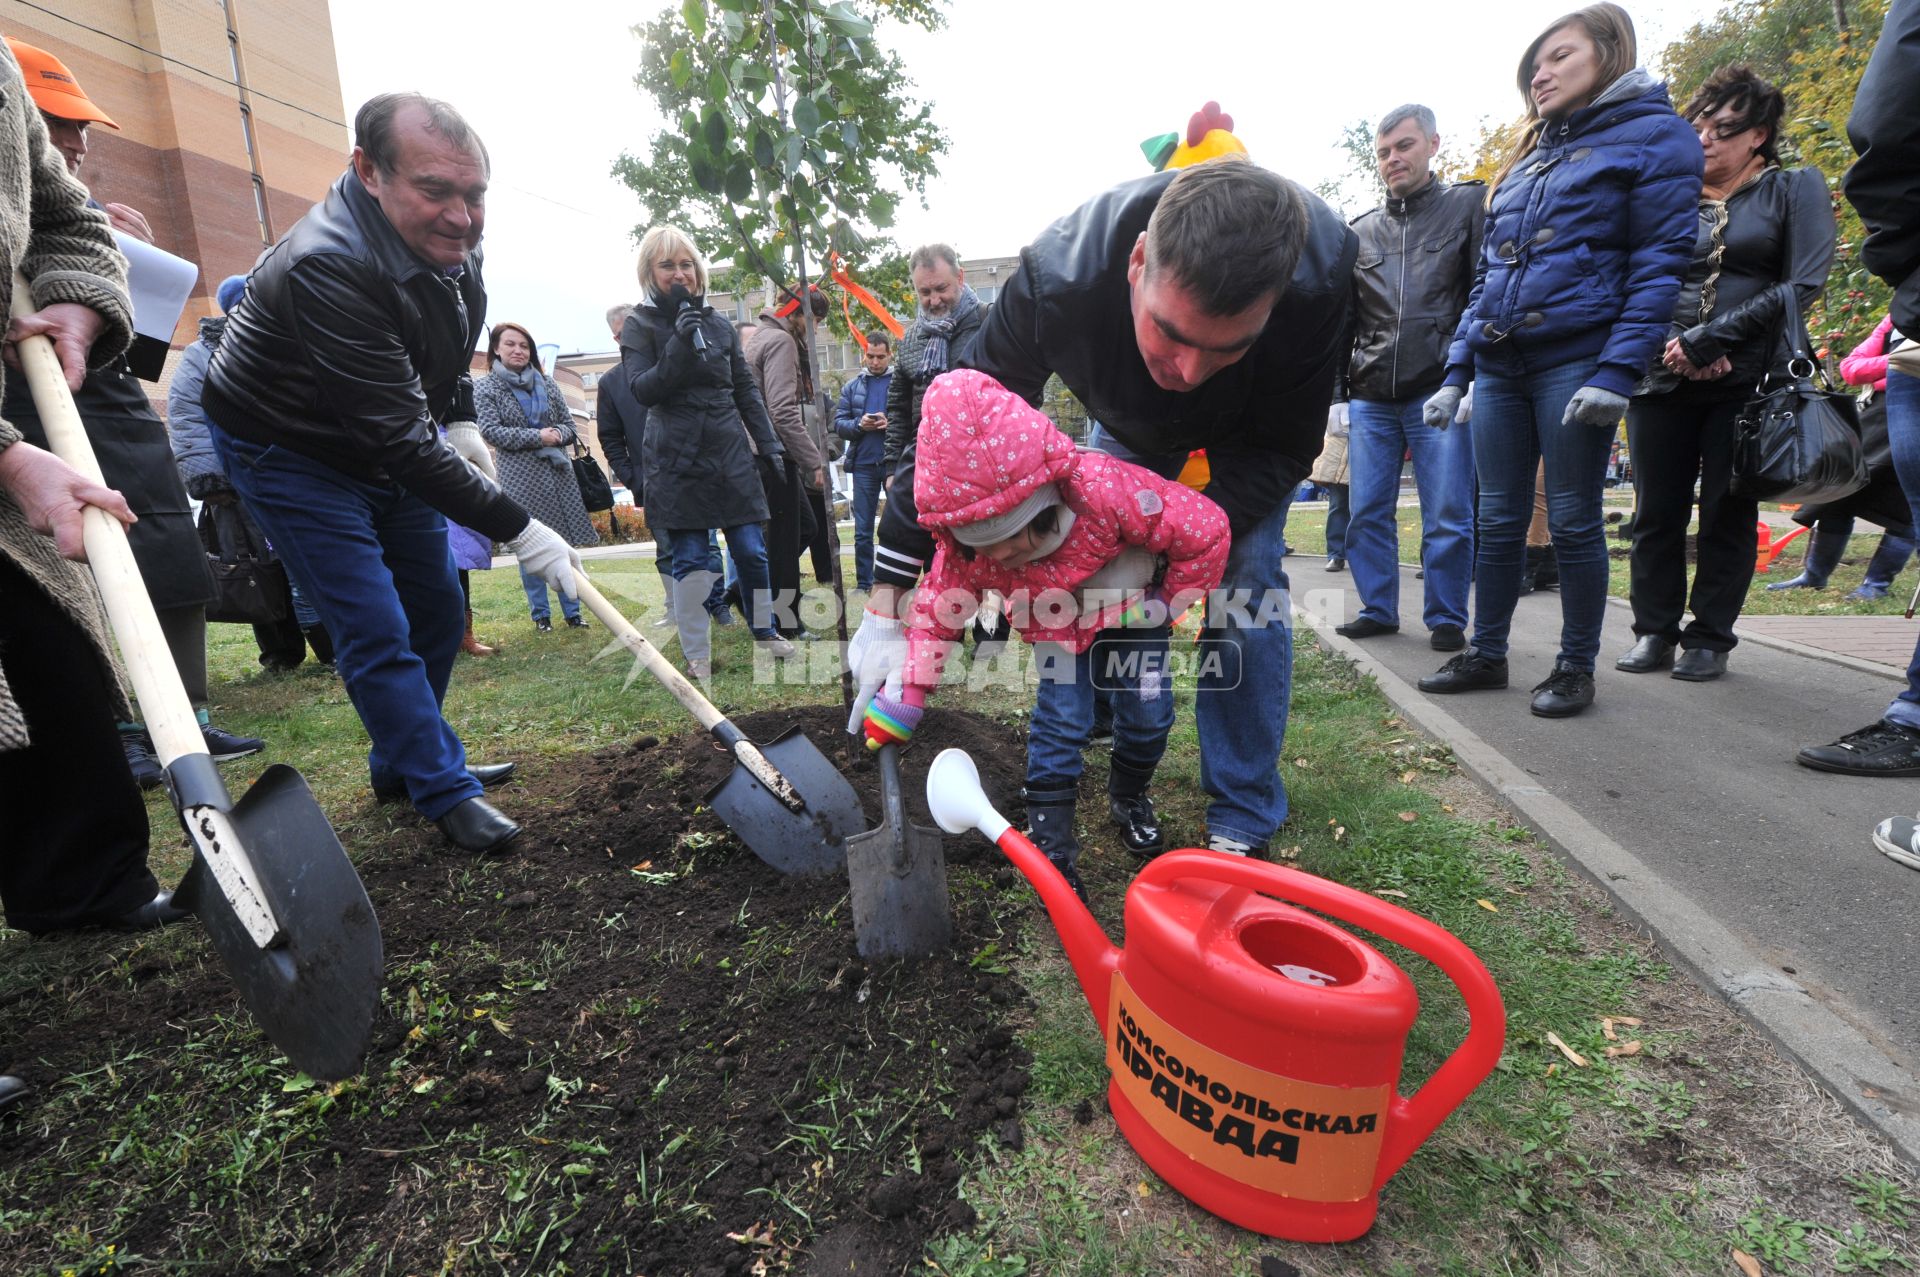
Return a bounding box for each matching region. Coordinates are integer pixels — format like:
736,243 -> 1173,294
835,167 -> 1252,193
2,37 -> 265,785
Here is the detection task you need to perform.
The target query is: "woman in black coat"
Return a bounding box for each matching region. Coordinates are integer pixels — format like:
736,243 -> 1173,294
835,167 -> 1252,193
619,226 -> 793,680
1617,64 -> 1836,682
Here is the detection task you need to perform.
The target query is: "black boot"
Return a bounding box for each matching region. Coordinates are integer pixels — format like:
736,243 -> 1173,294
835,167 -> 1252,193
1107,758 -> 1166,858
1024,791 -> 1088,904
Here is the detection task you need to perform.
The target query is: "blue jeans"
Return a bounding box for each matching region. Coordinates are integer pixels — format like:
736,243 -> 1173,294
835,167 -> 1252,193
211,427 -> 477,818
1026,628 -> 1176,803
1882,371 -> 1920,729
1324,483 -> 1351,559
1468,359 -> 1613,670
520,562 -> 582,624
1347,396 -> 1475,629
850,464 -> 887,591
1088,424 -> 1294,843
669,523 -> 775,638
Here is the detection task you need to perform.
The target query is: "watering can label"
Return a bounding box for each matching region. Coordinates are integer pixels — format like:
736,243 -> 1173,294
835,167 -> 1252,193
1108,976 -> 1391,1203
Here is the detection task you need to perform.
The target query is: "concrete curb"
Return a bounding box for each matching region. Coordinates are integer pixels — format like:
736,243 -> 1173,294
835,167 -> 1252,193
1295,600 -> 1920,1167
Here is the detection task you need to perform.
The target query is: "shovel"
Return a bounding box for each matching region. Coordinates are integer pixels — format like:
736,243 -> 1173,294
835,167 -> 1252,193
571,572 -> 863,875
845,743 -> 951,959
12,272 -> 382,1081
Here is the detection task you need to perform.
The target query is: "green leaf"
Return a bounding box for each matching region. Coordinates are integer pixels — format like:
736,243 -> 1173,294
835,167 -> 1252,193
689,149 -> 724,195
708,67 -> 731,105
822,2 -> 873,38
869,192 -> 896,228
719,8 -> 745,42
725,158 -> 753,202
840,120 -> 860,152
783,133 -> 803,177
702,106 -> 729,154
669,49 -> 692,90
752,125 -> 777,169
681,0 -> 706,40
792,95 -> 821,137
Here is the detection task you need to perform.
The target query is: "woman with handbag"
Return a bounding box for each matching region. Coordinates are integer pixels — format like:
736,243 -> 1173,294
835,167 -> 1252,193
1615,64 -> 1837,681
476,322 -> 600,632
1417,2 -> 1703,718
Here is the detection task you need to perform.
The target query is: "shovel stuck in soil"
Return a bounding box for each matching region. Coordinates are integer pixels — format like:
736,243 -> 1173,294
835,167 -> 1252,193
845,743 -> 951,959
13,272 -> 383,1082
571,574 -> 864,875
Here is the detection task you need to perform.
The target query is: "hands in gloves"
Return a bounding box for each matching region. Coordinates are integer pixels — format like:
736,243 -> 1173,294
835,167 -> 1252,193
862,687 -> 925,752
1561,385 -> 1628,428
445,420 -> 498,484
844,608 -> 907,734
508,519 -> 582,599
1422,386 -> 1463,431
1326,401 -> 1350,439
1456,384 -> 1474,424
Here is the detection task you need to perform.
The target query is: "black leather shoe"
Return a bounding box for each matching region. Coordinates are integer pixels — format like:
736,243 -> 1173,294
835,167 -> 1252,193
1335,617 -> 1399,639
1671,648 -> 1729,682
436,797 -> 523,855
1530,666 -> 1595,718
0,1075 -> 29,1118
1419,650 -> 1508,694
1429,624 -> 1466,651
1325,556 -> 1346,572
110,890 -> 191,932
374,761 -> 517,804
1108,793 -> 1167,858
1615,635 -> 1675,673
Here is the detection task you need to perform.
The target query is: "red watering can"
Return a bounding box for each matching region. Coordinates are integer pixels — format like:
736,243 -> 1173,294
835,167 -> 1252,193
927,749 -> 1505,1243
1756,521 -> 1809,573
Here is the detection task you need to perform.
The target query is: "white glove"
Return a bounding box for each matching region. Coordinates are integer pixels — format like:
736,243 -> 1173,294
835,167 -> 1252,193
446,421 -> 498,484
1456,384 -> 1474,425
1422,387 -> 1463,432
845,608 -> 907,735
508,519 -> 582,600
1326,401 -> 1350,439
1562,385 -> 1628,428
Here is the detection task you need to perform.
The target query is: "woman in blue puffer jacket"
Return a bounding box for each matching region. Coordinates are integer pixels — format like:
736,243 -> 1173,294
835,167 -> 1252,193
1417,2 -> 1703,719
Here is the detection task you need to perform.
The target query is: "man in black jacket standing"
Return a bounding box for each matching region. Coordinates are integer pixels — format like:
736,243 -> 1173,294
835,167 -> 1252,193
1332,105 -> 1484,653
850,158 -> 1357,856
204,94 -> 580,855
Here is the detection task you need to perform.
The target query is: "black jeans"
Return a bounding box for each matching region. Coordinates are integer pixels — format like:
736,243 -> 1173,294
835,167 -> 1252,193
1625,394 -> 1756,652
0,557 -> 160,932
762,459 -> 806,634
804,485 -> 834,583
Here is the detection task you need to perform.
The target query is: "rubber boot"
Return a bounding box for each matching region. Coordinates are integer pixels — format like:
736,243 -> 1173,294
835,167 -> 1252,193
461,609 -> 495,657
672,571 -> 714,675
1852,532 -> 1916,599
1024,792 -> 1088,905
1768,526 -> 1844,590
1107,757 -> 1166,858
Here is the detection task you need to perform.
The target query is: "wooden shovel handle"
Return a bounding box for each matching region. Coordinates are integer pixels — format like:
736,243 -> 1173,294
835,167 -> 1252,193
9,271 -> 206,767
570,570 -> 728,733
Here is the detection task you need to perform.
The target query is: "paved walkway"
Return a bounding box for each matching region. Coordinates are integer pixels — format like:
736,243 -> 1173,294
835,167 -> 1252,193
1285,552 -> 1920,1162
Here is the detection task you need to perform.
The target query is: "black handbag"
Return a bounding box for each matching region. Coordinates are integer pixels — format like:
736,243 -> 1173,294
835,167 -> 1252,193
1730,284 -> 1868,505
572,445 -> 614,512
198,499 -> 291,626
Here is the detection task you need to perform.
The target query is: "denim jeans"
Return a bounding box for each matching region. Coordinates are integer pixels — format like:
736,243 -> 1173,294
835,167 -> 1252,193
1881,371 -> 1920,729
1468,358 -> 1614,671
519,561 -> 582,624
668,522 -> 776,657
211,426 -> 478,818
1324,483 -> 1351,559
1025,628 -> 1176,805
1088,424 -> 1294,843
1346,396 -> 1475,629
850,464 -> 887,591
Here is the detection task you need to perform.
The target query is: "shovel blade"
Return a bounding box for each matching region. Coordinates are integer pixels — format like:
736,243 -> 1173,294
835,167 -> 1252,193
704,727 -> 865,876
176,764 -> 383,1081
846,819 -> 952,960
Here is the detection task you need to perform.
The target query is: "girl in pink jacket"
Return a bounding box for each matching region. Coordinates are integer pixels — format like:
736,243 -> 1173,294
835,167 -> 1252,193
861,370 -> 1229,901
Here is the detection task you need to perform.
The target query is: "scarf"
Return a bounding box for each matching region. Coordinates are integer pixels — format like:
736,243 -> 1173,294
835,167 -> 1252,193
913,284 -> 980,377
493,360 -> 572,471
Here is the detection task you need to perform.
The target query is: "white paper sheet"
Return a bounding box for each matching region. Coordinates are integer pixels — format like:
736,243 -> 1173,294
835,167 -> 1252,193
115,230 -> 198,342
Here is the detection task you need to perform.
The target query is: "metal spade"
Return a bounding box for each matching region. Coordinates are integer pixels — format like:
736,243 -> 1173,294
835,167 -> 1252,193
846,743 -> 951,959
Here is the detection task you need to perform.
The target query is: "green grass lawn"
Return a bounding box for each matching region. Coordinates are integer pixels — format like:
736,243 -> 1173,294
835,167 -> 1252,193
1,559 -> 1911,1275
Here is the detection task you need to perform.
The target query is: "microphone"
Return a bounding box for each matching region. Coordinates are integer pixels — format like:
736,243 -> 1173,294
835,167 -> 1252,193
667,282 -> 708,355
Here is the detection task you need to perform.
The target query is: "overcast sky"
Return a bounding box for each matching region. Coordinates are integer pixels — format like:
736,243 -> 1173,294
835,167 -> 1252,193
329,0 -> 1728,356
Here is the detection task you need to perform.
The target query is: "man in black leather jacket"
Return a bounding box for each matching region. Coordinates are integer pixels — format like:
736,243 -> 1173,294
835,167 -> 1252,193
204,93 -> 580,855
852,158 -> 1357,856
1332,105 -> 1484,654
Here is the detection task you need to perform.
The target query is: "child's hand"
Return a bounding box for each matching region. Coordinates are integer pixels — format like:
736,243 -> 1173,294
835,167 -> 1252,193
863,691 -> 924,752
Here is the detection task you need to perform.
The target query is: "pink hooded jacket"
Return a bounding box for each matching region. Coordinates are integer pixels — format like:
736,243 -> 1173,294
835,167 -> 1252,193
1841,316 -> 1899,391
902,370 -> 1229,687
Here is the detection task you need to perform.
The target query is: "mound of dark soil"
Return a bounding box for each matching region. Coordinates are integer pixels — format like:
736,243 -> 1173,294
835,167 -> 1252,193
0,706 -> 1040,1277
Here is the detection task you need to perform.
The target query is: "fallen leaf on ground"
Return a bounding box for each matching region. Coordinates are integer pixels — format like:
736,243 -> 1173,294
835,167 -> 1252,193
1333,826 -> 1347,842
1277,846 -> 1302,861
631,860 -> 652,872
1600,1015 -> 1643,1041
1732,1248 -> 1762,1277
1398,811 -> 1419,822
1137,1181 -> 1153,1198
1374,888 -> 1410,899
1294,757 -> 1312,769
1546,1031 -> 1588,1067
1476,898 -> 1499,913
1400,769 -> 1420,784
1441,803 -> 1455,813
1546,1062 -> 1558,1078
1504,886 -> 1527,895
1604,1041 -> 1642,1058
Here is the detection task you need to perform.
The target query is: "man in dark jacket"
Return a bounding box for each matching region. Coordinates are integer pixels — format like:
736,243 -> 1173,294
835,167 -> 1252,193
1333,105 -> 1483,654
834,332 -> 893,591
853,159 -> 1358,856
203,93 -> 581,855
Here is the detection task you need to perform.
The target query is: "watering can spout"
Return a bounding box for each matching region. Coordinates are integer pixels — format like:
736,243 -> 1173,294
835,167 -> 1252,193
926,749 -> 1120,1023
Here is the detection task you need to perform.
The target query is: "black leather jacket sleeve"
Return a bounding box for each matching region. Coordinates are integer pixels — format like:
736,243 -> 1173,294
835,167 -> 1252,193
882,357 -> 913,469
1680,169 -> 1837,365
622,321 -> 698,408
965,255 -> 1052,408
286,255 -> 528,541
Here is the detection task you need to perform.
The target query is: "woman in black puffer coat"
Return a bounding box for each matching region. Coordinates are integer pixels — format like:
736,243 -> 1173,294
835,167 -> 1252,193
619,226 -> 792,680
1618,64 -> 1836,682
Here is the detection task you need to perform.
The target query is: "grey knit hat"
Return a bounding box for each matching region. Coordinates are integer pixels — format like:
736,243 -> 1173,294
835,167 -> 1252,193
949,483 -> 1061,547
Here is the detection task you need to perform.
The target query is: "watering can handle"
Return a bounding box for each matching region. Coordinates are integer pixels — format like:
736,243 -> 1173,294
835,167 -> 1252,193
1133,853 -> 1507,1186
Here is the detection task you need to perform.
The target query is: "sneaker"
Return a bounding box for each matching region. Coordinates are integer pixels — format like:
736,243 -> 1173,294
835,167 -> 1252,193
1766,572 -> 1825,592
1429,624 -> 1466,652
1335,617 -> 1399,639
758,635 -> 798,660
1871,816 -> 1920,870
710,605 -> 737,627
1529,666 -> 1595,718
1325,556 -> 1346,572
687,658 -> 712,683
535,618 -> 553,633
565,615 -> 589,629
1418,650 -> 1508,694
121,730 -> 164,790
1797,720 -> 1920,777
1206,832 -> 1268,858
651,615 -> 677,629
202,723 -> 265,762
